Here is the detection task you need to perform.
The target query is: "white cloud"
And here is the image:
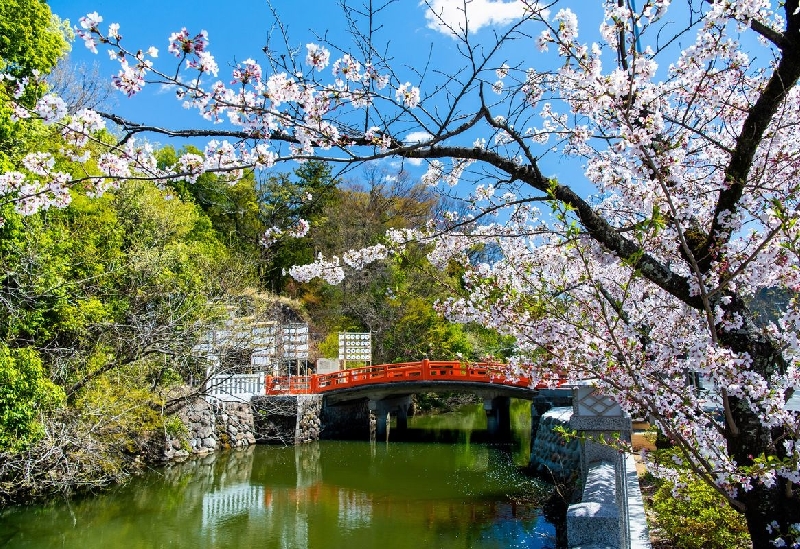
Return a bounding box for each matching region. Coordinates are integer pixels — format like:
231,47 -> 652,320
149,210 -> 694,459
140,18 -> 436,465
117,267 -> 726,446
402,133 -> 432,167
389,155 -> 422,168
157,75 -> 186,95
423,0 -> 527,35
404,131 -> 434,144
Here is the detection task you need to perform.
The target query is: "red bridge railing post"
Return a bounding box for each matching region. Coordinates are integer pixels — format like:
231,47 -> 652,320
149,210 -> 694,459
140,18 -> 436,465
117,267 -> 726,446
422,359 -> 430,381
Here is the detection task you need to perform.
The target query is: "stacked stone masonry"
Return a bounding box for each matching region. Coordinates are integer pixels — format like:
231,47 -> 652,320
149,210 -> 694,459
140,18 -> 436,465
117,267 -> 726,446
566,383 -> 651,549
529,407 -> 581,482
295,395 -> 323,443
163,398 -> 258,460
218,402 -> 257,448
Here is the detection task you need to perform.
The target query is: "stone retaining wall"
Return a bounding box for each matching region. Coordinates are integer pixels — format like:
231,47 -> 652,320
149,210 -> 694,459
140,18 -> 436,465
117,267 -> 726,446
568,461 -> 620,548
566,383 -> 651,549
163,398 -> 257,460
295,395 -> 323,443
566,454 -> 651,549
529,407 -> 581,482
217,402 -> 257,448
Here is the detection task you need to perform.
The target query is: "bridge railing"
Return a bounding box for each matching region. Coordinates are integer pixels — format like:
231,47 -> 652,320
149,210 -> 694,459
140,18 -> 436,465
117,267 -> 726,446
264,359 -> 553,395
265,375 -> 313,395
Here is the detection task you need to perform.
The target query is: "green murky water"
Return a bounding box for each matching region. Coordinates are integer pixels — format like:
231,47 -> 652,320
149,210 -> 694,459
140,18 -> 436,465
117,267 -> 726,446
0,403 -> 557,548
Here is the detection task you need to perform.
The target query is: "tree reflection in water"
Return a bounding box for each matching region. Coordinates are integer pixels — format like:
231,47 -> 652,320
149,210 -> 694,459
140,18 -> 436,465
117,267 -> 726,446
0,404 -> 559,549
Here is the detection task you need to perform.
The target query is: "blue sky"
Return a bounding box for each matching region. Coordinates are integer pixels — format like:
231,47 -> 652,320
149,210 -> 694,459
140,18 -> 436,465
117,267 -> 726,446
47,3 -> 340,123
45,2 -> 479,172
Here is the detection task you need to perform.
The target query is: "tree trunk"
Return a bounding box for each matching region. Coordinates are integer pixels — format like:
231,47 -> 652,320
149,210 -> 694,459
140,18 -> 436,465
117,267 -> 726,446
719,295 -> 800,547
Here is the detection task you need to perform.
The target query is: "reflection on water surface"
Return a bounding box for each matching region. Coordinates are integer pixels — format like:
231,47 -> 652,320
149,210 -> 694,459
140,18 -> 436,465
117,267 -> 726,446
0,403 -> 557,549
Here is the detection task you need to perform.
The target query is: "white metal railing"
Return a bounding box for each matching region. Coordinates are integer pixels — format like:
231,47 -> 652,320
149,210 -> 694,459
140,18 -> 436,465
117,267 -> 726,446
206,373 -> 265,402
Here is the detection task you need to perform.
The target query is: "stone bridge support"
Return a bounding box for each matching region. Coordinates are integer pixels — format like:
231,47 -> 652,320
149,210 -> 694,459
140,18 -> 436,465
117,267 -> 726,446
483,395 -> 511,439
368,396 -> 412,441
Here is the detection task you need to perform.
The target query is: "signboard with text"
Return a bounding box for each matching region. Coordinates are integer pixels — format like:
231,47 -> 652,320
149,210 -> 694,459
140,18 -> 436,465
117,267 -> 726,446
338,332 -> 372,366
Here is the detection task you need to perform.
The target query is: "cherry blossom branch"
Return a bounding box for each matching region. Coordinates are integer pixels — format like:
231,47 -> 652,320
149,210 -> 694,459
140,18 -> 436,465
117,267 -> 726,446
404,143 -> 701,307
701,5 -> 800,273
99,111 -> 288,144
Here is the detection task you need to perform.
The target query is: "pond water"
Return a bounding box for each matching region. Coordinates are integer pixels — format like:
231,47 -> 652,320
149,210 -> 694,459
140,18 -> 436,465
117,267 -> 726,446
0,402 -> 559,549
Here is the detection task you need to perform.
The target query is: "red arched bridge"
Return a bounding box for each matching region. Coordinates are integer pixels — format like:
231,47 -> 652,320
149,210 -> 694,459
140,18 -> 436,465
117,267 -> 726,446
264,359 -> 564,397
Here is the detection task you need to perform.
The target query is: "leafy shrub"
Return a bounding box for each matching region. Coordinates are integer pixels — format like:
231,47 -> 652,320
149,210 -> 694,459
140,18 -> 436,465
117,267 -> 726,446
0,345 -> 65,452
164,416 -> 188,439
649,471 -> 750,549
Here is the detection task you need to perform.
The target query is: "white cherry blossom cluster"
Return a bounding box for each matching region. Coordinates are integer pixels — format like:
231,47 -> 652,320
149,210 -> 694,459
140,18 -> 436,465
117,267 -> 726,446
259,219 -> 310,247
396,82 -> 421,109
305,44 -> 330,72
342,244 -> 388,269
62,109 -> 106,147
34,94 -> 68,123
364,127 -> 392,151
288,253 -> 345,285
0,160 -> 72,219
420,158 -> 474,188
76,11 -> 103,53
288,242 -> 392,285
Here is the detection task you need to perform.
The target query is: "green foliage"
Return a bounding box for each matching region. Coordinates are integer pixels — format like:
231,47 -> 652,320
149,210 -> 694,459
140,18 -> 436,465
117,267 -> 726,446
749,286 -> 794,328
260,160 -> 340,291
318,332 -> 340,359
257,166 -> 520,364
164,416 -> 188,439
0,344 -> 64,452
73,374 -> 165,457
384,297 -> 470,361
160,146 -> 263,242
645,449 -> 750,549
0,0 -> 71,168
0,0 -> 70,81
163,412 -> 192,453
0,174 -> 237,397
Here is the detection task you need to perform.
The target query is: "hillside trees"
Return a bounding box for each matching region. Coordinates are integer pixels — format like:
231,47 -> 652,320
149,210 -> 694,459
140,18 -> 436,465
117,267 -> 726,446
0,165 -> 253,501
0,0 -> 69,81
0,89 -> 248,496
258,160 -> 340,292
0,0 -> 266,502
1,176 -> 234,391
5,1 -> 800,544
283,166 -> 495,363
0,0 -> 70,170
0,344 -> 64,453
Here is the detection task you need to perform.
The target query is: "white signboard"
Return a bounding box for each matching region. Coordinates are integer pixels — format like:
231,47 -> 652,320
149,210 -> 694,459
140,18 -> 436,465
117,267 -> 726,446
338,332 -> 372,364
251,323 -> 277,355
282,323 -> 309,359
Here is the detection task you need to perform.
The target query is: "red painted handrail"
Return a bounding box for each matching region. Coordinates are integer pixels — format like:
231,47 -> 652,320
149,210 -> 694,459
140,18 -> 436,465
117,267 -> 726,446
264,359 -> 564,395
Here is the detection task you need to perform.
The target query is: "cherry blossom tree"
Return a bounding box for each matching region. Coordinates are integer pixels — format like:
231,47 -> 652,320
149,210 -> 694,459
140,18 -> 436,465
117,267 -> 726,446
2,0 -> 800,545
